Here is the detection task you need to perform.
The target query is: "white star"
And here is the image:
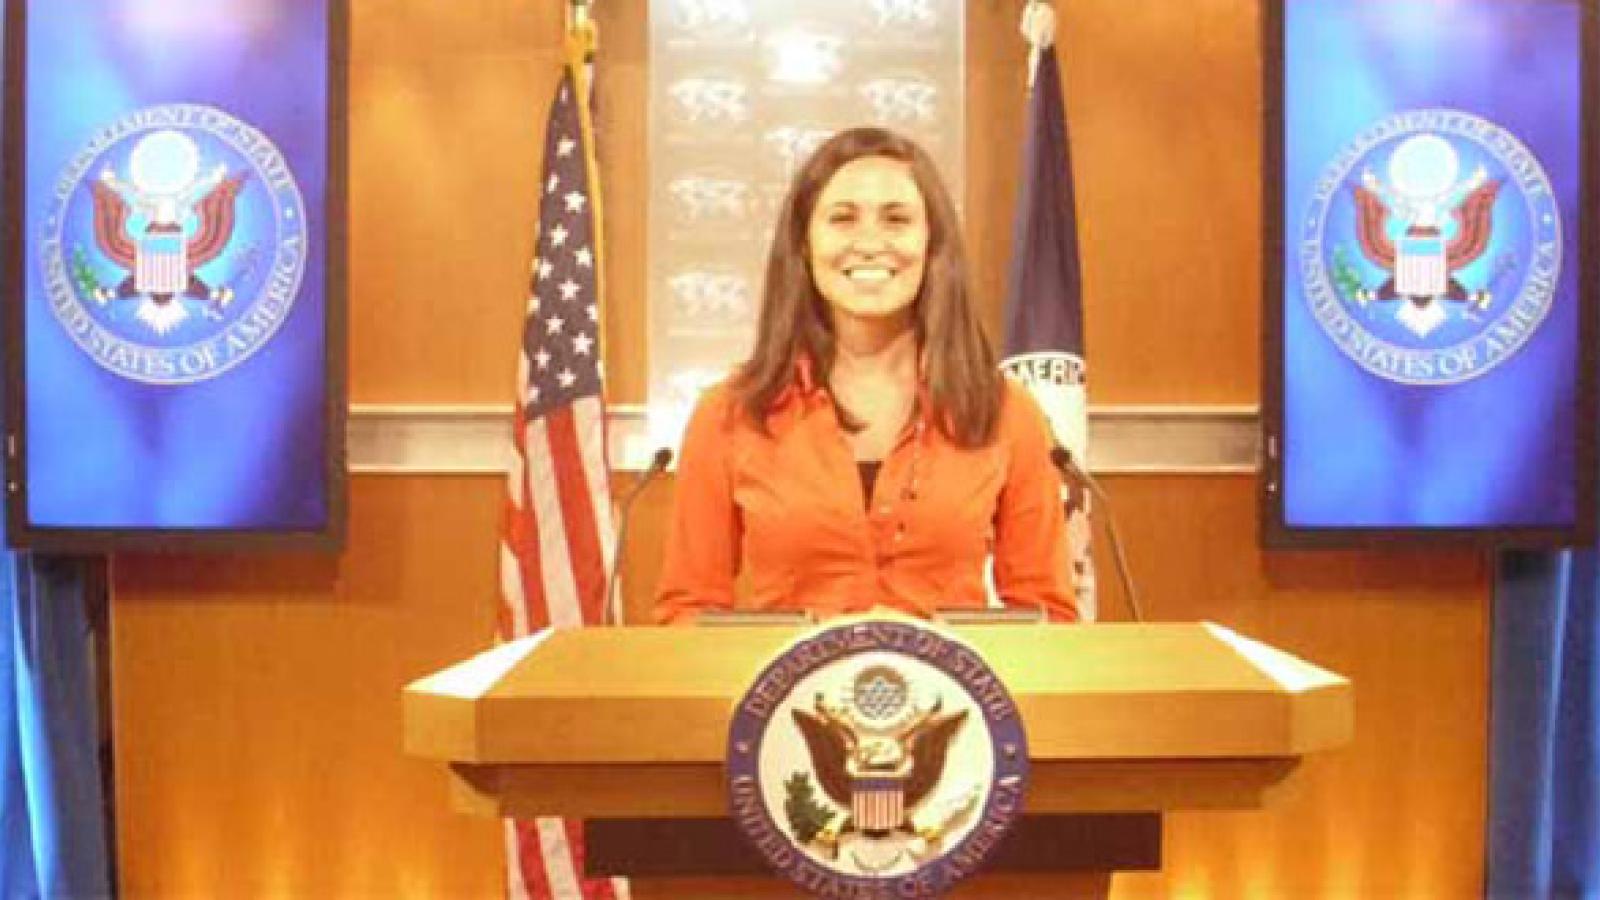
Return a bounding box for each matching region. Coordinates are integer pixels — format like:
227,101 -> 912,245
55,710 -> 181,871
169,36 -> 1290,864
574,247 -> 594,268
557,137 -> 577,157
586,304 -> 598,321
528,385 -> 541,404
564,191 -> 587,213
546,316 -> 565,335
550,224 -> 569,247
573,333 -> 594,356
533,256 -> 547,280
547,173 -> 560,194
559,279 -> 581,302
534,348 -> 552,370
530,295 -> 541,314
538,259 -> 555,280
557,369 -> 577,388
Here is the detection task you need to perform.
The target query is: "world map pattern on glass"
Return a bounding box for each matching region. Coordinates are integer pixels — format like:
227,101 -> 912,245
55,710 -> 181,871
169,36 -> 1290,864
647,0 -> 965,450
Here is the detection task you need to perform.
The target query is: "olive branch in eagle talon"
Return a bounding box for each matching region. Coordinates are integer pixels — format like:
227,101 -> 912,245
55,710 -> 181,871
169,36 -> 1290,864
69,246 -> 104,304
783,772 -> 837,844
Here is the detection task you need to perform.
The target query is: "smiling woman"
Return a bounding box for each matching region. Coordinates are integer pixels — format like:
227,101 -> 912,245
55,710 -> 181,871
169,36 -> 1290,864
808,155 -> 929,461
654,127 -> 1078,626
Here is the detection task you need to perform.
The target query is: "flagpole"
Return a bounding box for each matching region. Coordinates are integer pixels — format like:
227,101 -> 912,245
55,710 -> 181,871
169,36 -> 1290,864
563,0 -> 626,630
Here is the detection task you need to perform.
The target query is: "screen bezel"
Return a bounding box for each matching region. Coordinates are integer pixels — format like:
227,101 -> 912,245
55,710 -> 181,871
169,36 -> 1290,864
1,0 -> 348,552
1261,0 -> 1599,549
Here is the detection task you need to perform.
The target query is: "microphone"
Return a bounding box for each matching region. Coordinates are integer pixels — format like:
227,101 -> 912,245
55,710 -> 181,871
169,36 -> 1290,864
605,447 -> 673,626
1049,445 -> 1144,623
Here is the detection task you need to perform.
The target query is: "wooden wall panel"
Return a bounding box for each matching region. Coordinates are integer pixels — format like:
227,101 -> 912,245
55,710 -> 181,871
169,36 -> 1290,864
111,1 -> 1491,897
113,477 -> 504,897
347,1 -> 560,402
965,0 -> 1030,337
1060,0 -> 1263,403
1102,476 -> 1487,897
594,0 -> 650,404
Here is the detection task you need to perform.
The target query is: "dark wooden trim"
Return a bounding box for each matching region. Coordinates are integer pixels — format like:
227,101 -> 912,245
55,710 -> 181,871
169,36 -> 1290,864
584,814 -> 1161,878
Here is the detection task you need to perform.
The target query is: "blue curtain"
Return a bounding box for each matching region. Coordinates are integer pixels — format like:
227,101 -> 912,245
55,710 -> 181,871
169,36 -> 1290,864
1488,548 -> 1600,897
0,10 -> 110,896
0,546 -> 112,898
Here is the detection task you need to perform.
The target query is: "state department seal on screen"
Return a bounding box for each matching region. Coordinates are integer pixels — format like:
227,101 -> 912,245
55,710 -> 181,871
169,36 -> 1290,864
1300,108 -> 1561,385
726,616 -> 1027,897
40,104 -> 309,385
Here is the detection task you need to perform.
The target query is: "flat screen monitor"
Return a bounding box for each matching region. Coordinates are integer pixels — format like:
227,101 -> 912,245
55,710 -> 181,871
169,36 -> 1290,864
3,0 -> 346,550
1263,0 -> 1598,547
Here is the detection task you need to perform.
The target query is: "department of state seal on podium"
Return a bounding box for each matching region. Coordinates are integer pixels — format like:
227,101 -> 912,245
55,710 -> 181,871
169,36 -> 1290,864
726,615 -> 1029,897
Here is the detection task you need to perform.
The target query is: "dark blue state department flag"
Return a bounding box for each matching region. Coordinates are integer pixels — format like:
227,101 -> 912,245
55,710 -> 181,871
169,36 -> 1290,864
1000,44 -> 1096,620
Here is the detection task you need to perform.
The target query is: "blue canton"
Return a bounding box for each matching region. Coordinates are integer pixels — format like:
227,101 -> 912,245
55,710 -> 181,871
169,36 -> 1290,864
524,71 -> 602,420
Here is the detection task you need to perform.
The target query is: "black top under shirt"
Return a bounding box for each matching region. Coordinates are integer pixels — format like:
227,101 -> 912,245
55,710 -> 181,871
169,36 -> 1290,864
858,461 -> 882,508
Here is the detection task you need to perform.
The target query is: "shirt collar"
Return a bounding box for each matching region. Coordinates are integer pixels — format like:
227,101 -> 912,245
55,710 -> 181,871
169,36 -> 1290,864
767,354 -> 823,411
774,352 -> 936,436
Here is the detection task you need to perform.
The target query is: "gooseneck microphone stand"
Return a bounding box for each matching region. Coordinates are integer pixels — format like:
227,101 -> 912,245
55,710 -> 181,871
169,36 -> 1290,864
1050,446 -> 1144,623
605,446 -> 673,626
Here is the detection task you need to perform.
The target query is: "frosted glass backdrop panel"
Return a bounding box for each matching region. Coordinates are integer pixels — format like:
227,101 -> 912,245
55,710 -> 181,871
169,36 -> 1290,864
647,0 -> 965,449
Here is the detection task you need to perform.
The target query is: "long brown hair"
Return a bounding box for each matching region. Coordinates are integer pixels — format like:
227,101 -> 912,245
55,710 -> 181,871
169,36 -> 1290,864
731,127 -> 1003,447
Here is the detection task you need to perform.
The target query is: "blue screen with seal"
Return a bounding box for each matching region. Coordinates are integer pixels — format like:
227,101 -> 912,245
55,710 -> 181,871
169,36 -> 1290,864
14,0 -> 336,538
1281,0 -> 1586,531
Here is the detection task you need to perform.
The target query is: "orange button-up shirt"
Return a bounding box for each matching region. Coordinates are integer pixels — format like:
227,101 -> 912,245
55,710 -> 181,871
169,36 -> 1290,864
653,374 -> 1078,624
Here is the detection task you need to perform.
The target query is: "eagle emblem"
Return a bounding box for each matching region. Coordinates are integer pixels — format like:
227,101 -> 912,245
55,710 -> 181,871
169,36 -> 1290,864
42,104 -> 309,385
788,666 -> 975,864
726,617 -> 1029,894
1349,133 -> 1499,337
88,129 -> 247,335
1298,109 -> 1560,386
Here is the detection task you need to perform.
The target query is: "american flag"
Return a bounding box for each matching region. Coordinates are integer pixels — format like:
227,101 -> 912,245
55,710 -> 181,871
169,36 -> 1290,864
498,63 -> 628,900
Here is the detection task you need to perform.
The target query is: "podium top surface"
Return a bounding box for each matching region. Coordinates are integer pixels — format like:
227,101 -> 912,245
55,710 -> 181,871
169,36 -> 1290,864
404,621 -> 1351,765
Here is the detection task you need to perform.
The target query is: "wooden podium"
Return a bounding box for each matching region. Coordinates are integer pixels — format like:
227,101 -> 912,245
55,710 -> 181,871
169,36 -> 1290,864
403,622 -> 1351,886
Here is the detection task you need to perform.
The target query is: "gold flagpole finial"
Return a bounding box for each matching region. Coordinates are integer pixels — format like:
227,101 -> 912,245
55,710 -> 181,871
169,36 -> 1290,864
566,0 -> 590,30
565,0 -> 598,64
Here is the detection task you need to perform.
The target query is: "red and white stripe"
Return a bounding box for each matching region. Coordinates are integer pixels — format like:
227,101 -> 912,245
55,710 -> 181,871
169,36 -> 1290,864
499,397 -> 621,899
503,396 -> 614,634
503,819 -> 631,900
